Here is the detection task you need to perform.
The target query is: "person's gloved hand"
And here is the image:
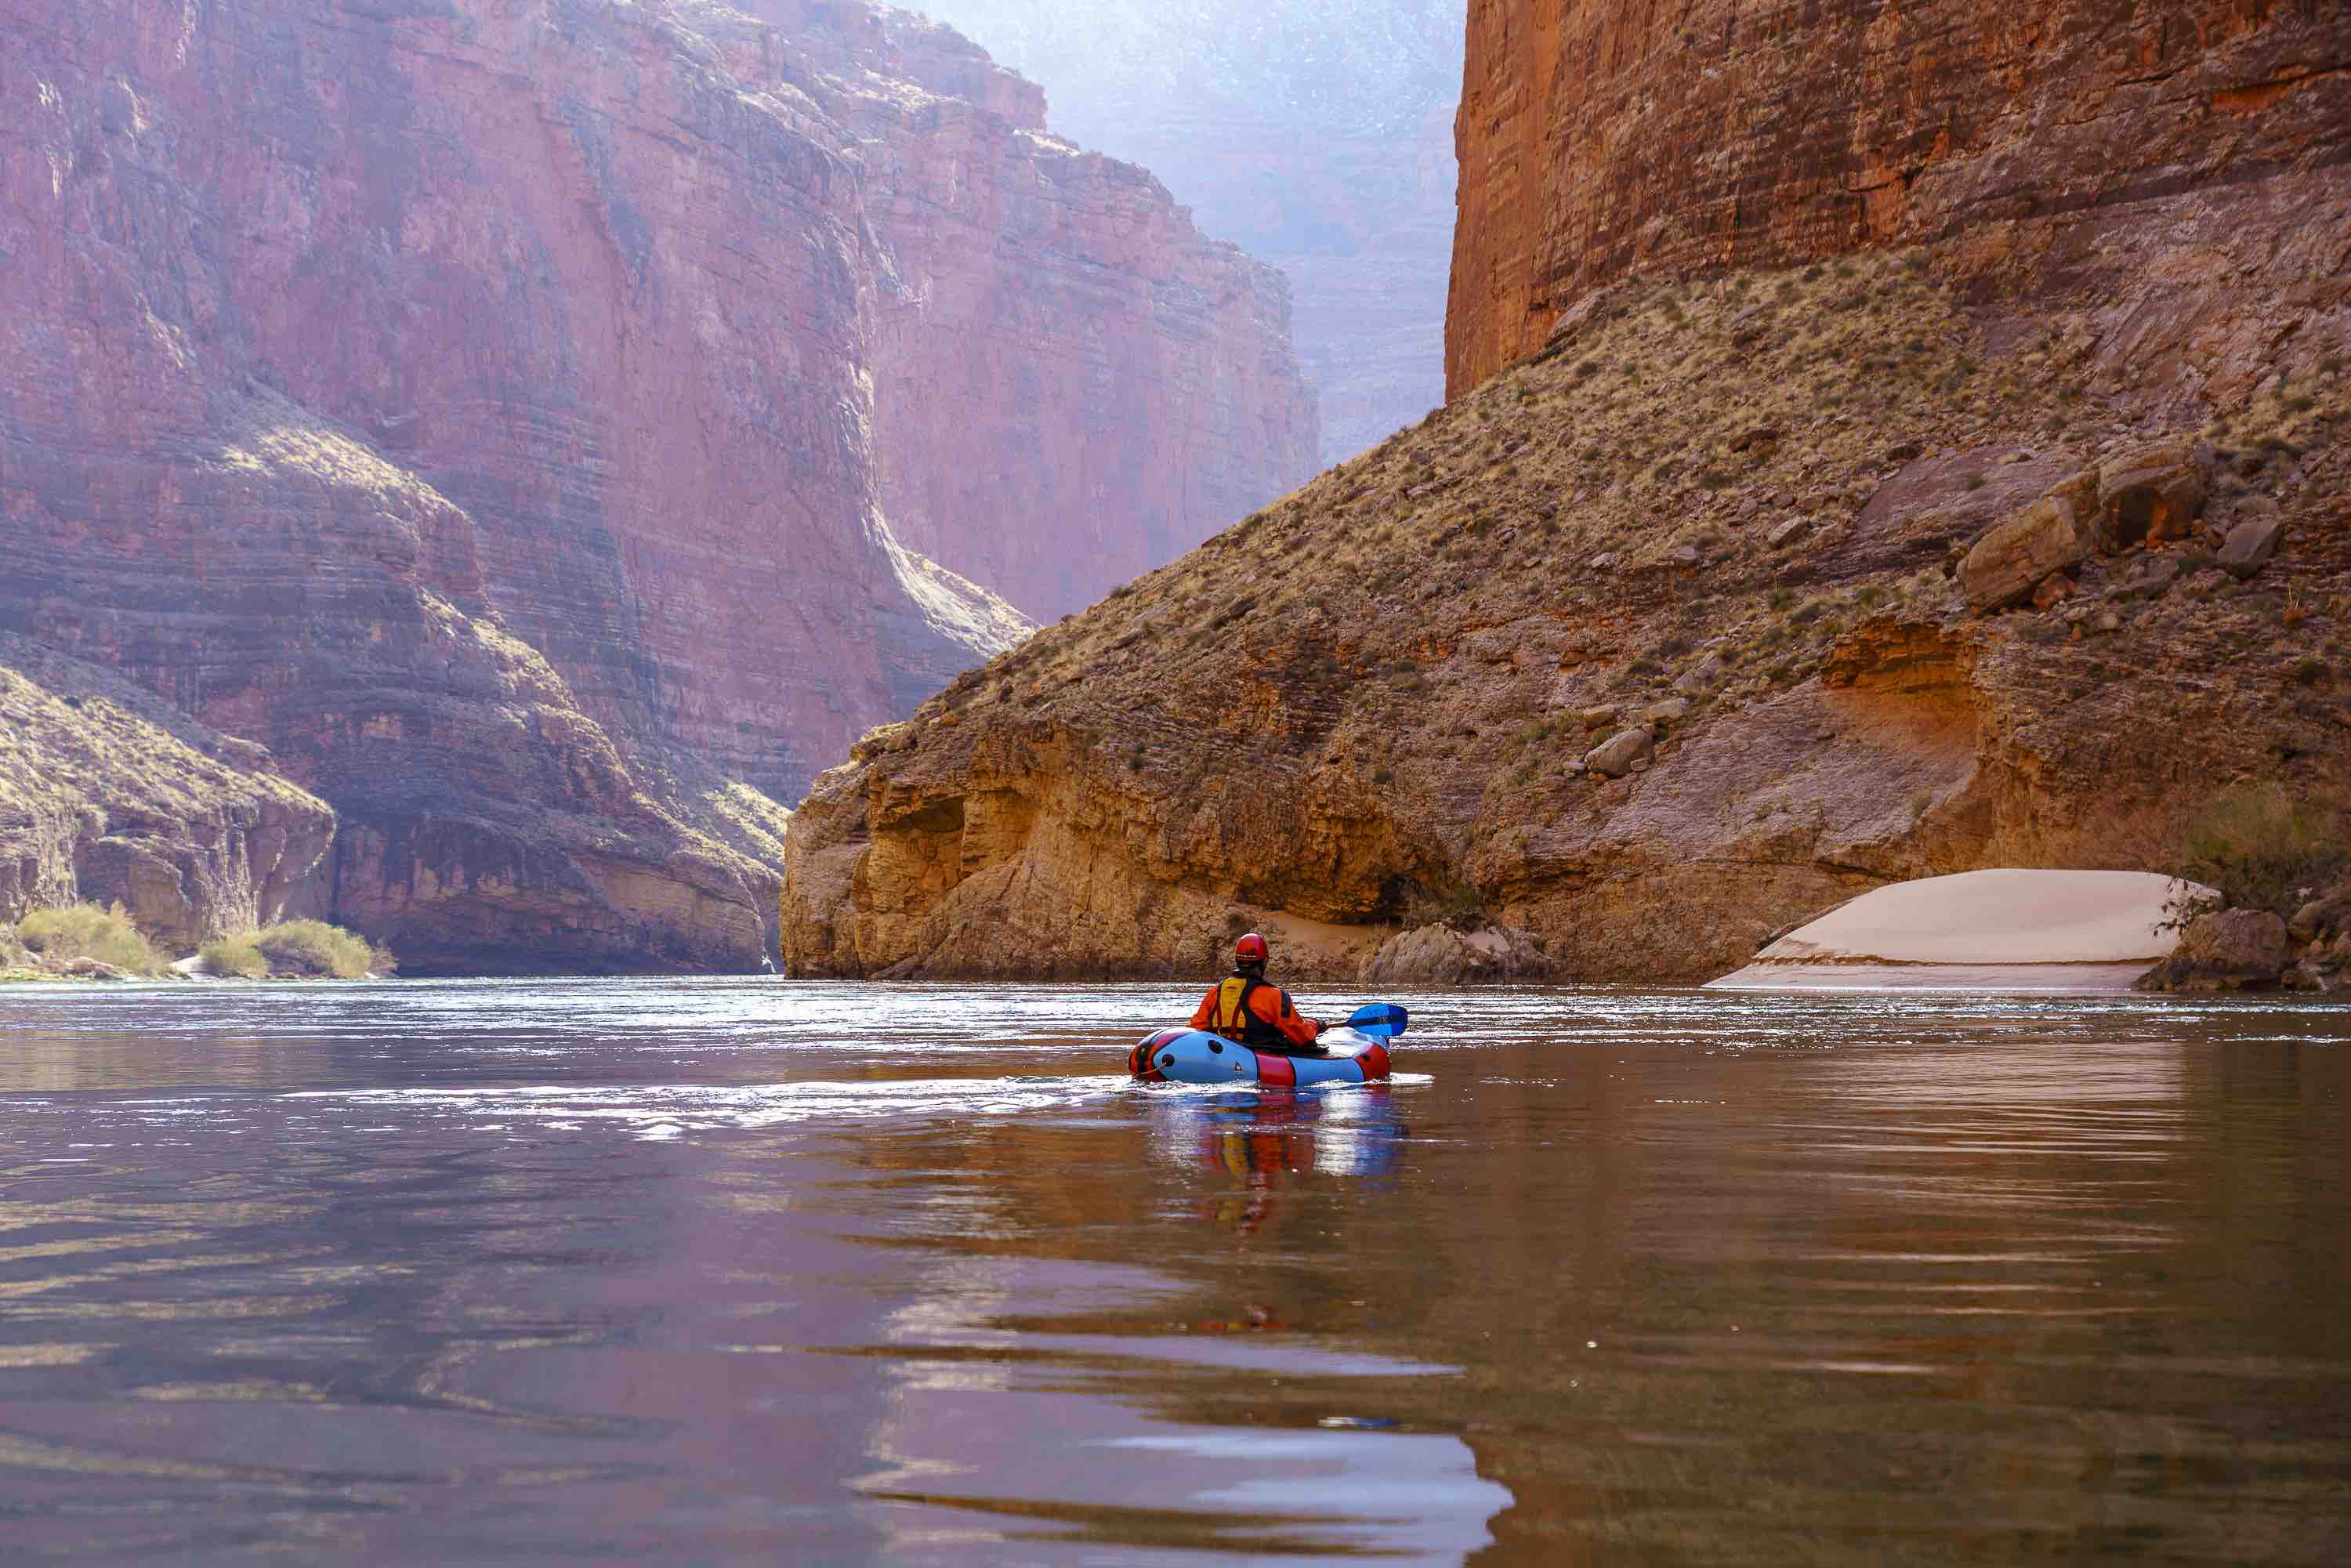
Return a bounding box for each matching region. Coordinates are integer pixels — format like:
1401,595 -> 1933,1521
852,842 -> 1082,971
1312,1019 -> 1326,1037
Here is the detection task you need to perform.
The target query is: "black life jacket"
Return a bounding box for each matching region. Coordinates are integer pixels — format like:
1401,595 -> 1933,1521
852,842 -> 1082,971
1208,973 -> 1289,1048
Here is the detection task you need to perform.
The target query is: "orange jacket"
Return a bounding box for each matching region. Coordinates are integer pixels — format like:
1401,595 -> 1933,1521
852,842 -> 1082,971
1191,975 -> 1321,1049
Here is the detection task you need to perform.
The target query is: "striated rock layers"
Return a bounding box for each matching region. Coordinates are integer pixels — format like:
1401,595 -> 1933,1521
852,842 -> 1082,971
0,0 -> 1314,970
1449,0 -> 2351,393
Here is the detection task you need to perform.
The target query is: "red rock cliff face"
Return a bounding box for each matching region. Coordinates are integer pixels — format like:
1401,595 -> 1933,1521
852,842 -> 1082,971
860,100 -> 1322,621
734,3 -> 1321,619
0,0 -> 1313,969
1449,0 -> 2351,393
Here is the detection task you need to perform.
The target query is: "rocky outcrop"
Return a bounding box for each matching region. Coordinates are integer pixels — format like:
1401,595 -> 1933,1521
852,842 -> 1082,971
786,233 -> 2350,981
2288,888 -> 2351,990
2136,908 -> 2293,992
1363,922 -> 1545,985
0,0 -> 1316,969
1448,2 -> 2351,393
911,0 -> 1465,463
0,638 -> 335,949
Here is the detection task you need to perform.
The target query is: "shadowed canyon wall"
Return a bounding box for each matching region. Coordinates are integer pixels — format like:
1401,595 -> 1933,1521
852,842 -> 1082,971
912,0 -> 1467,465
0,0 -> 1314,969
1450,0 -> 2351,393
785,1 -> 2351,984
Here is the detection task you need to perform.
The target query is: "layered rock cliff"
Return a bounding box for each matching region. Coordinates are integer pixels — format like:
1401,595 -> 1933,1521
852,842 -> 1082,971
1449,0 -> 2351,393
915,0 -> 1465,463
785,4 -> 2351,982
1,0 -> 1315,969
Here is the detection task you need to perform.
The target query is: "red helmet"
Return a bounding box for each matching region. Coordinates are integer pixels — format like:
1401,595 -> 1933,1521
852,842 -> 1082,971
1234,932 -> 1269,965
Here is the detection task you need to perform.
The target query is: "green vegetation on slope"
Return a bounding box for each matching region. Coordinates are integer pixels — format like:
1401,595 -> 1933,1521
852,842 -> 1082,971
201,920 -> 396,980
2173,785 -> 2351,922
14,904 -> 162,976
0,903 -> 393,982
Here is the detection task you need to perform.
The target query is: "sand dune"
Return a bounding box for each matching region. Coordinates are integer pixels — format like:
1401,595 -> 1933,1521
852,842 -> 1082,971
1706,870 -> 2212,991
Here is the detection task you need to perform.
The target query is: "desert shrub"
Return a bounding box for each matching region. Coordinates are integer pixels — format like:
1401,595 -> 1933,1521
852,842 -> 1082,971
250,920 -> 394,980
198,939 -> 270,979
17,904 -> 160,975
2174,786 -> 2351,920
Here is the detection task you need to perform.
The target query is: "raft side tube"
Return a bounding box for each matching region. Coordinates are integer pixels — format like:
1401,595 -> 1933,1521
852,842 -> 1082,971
1130,1028 -> 1392,1087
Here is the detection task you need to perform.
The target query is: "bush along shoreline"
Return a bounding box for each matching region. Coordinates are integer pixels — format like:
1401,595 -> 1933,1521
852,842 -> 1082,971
2137,786 -> 2351,994
1,904 -> 396,982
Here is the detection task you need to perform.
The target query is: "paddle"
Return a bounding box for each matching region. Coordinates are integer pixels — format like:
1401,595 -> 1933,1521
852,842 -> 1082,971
1340,1003 -> 1409,1041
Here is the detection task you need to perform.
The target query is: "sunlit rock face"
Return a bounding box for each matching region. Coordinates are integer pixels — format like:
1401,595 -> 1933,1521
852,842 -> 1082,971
912,0 -> 1467,465
0,0 -> 1313,969
1448,0 -> 2351,393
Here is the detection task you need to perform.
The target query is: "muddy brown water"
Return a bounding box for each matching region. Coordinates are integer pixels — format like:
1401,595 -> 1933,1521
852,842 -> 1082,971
1,980 -> 2346,1564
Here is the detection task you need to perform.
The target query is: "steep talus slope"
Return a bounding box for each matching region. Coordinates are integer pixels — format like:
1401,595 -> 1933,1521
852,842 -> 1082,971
786,231 -> 2350,982
1449,0 -> 2351,393
1,0 -> 1313,969
911,0 -> 1467,464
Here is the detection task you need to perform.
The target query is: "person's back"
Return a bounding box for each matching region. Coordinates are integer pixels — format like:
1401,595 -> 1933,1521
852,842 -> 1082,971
1190,932 -> 1324,1055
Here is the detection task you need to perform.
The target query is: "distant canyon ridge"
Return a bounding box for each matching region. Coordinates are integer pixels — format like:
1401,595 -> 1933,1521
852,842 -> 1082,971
0,0 -> 1317,972
915,0 -> 1468,464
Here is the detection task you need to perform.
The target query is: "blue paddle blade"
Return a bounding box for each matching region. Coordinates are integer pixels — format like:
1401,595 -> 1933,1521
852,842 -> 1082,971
1346,1003 -> 1409,1040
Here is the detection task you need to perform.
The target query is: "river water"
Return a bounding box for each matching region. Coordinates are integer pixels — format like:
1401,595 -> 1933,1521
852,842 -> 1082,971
0,980 -> 2346,1565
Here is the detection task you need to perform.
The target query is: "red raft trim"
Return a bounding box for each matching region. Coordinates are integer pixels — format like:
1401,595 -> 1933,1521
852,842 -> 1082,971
1254,1052 -> 1298,1089
1354,1041 -> 1393,1081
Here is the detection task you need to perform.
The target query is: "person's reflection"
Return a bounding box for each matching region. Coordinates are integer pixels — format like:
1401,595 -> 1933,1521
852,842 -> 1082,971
1165,1088 -> 1407,1234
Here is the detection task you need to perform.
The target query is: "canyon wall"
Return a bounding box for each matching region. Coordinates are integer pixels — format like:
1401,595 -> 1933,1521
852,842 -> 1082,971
913,0 -> 1466,464
1450,0 -> 2351,393
0,0 -> 1313,969
729,2 -> 1323,617
786,4 -> 2351,984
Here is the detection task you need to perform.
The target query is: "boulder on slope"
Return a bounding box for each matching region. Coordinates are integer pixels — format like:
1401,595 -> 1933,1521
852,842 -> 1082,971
1585,727 -> 1655,778
2135,908 -> 2291,992
1363,922 -> 1547,985
1961,494 -> 2089,613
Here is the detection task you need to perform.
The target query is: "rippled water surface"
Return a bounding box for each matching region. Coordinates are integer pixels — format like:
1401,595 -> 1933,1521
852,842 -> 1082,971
2,980 -> 2347,1564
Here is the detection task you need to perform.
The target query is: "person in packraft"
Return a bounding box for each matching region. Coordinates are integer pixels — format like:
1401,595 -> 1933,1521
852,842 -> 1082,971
1190,932 -> 1325,1056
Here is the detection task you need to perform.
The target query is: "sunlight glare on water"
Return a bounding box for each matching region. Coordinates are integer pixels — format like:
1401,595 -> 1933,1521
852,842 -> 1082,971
1,978 -> 2347,1564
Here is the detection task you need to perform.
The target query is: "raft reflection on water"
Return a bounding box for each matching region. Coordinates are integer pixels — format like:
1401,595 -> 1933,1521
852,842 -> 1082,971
1157,1086 -> 1407,1232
